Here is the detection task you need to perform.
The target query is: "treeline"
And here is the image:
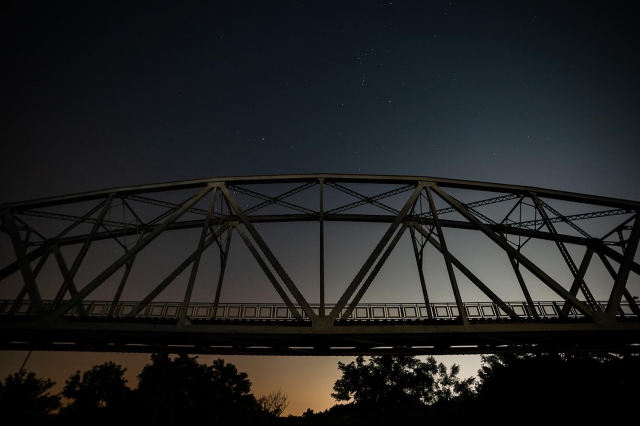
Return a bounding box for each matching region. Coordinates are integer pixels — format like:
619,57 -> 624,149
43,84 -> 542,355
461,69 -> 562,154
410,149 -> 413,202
290,352 -> 640,425
1,352 -> 639,425
0,353 -> 286,425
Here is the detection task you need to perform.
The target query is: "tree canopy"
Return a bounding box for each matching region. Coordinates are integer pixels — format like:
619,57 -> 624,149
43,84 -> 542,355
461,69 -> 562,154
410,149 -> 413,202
473,352 -> 640,422
61,361 -> 129,412
259,388 -> 290,417
135,353 -> 265,424
332,355 -> 474,408
0,370 -> 60,420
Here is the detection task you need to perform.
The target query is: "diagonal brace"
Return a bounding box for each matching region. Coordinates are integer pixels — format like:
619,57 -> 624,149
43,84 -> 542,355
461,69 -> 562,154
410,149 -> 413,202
430,184 -> 595,319
343,223 -> 408,318
426,185 -> 468,324
127,226 -> 227,317
531,193 -> 599,311
596,248 -> 640,317
3,211 -> 43,313
413,222 -> 519,319
559,247 -> 594,317
233,225 -> 302,319
328,184 -> 423,322
46,186 -> 212,320
606,215 -> 640,316
221,185 -> 316,319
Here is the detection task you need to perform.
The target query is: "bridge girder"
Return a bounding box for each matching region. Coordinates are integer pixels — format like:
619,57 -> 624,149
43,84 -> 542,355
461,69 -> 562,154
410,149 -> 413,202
1,174 -> 639,355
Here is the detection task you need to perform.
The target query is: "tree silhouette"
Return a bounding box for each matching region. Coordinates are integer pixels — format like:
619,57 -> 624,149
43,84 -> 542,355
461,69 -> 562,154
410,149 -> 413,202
58,361 -> 130,425
332,355 -> 474,409
61,361 -> 129,411
258,388 -> 290,417
135,353 -> 264,425
0,370 -> 60,420
473,352 -> 640,423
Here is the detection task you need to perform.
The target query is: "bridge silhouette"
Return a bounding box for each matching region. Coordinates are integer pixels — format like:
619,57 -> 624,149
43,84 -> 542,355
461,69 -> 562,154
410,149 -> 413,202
1,174 -> 639,355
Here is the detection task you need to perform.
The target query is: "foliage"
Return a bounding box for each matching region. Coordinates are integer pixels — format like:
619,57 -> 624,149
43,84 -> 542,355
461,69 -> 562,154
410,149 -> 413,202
332,355 -> 474,409
258,388 -> 290,417
61,361 -> 129,412
135,353 -> 264,425
474,352 -> 640,423
0,370 -> 60,419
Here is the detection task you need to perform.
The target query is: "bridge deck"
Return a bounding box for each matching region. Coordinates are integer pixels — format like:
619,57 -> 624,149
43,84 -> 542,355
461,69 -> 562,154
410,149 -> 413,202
1,300 -> 639,355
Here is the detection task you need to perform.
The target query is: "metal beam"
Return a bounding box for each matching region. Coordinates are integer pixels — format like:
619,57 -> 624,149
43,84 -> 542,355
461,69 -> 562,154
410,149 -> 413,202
17,212 -> 601,252
108,255 -> 136,316
325,181 -> 400,215
429,184 -> 595,319
221,184 -> 316,320
413,223 -> 519,319
600,214 -> 636,242
3,211 -> 43,313
50,200 -> 108,242
46,187 -> 212,320
126,228 -> 224,318
426,186 -> 468,324
606,216 -> 640,316
233,224 -> 301,319
3,173 -> 638,212
178,189 -> 219,327
8,250 -> 50,315
410,226 -> 431,317
538,198 -> 592,239
596,249 -> 640,317
319,178 -> 325,316
531,193 -> 599,311
506,251 -> 538,319
343,223 -> 409,319
212,227 -> 233,318
52,194 -> 114,308
328,184 -> 423,322
52,246 -> 86,315
326,185 -> 414,215
559,247 -> 594,317
229,183 -> 316,215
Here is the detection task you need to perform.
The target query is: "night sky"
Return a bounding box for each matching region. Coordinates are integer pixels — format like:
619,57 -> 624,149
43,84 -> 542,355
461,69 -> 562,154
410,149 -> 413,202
1,0 -> 639,415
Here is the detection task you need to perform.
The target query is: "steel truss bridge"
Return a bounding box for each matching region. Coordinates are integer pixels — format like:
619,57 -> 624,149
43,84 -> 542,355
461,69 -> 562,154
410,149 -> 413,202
0,174 -> 639,355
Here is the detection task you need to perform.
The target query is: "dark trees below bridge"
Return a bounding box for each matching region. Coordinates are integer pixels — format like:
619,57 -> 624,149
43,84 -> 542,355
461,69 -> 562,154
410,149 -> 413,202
2,352 -> 640,425
291,353 -> 640,425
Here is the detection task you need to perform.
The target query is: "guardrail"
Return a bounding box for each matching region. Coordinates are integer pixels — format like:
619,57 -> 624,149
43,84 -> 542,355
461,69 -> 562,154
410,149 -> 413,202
1,300 -> 637,320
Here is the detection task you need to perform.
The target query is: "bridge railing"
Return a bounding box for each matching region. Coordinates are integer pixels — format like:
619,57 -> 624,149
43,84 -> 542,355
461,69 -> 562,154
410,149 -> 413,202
1,300 -> 637,320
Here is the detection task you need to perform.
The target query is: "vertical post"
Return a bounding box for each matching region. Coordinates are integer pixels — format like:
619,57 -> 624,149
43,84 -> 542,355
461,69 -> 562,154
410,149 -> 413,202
425,185 -> 468,324
530,193 -> 599,312
505,249 -> 538,319
410,225 -> 432,318
319,178 -> 325,316
52,194 -> 115,308
429,184 -> 595,319
559,247 -> 594,317
178,188 -> 218,327
343,223 -> 408,318
8,251 -> 50,315
108,255 -> 136,316
47,186 -> 212,320
52,246 -> 87,315
3,211 -> 43,313
606,216 -> 640,316
328,184 -> 423,321
596,249 -> 640,317
212,226 -> 233,318
221,185 -> 316,320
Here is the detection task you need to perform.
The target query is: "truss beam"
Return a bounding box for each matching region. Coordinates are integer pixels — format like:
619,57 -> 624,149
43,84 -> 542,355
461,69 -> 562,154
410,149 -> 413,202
1,174 -> 638,354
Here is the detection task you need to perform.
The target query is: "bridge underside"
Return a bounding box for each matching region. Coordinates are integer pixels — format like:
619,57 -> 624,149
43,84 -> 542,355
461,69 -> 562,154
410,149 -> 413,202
2,316 -> 639,355
1,174 -> 639,355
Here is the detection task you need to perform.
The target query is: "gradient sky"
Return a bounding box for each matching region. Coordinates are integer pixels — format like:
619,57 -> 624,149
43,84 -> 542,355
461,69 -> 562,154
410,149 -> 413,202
1,0 -> 639,415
